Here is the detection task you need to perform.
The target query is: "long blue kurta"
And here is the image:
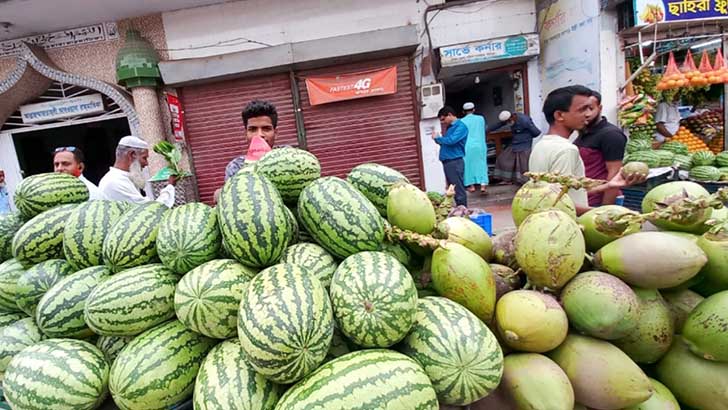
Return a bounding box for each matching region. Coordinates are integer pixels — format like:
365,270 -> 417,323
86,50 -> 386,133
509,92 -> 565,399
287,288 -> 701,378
460,113 -> 489,186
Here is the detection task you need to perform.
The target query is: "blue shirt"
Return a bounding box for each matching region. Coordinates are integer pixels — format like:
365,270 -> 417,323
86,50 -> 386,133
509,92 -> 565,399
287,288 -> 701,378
0,186 -> 11,214
435,119 -> 468,161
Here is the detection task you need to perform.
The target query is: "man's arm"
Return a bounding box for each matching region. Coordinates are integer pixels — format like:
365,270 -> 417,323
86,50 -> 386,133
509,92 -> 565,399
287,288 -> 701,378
435,123 -> 468,145
601,129 -> 628,205
486,121 -> 506,133
655,122 -> 673,140
551,149 -> 591,215
525,118 -> 543,138
602,161 -> 623,205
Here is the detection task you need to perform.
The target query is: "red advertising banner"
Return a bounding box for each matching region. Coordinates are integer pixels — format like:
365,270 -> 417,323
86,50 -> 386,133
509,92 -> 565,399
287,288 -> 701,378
305,66 -> 397,106
166,93 -> 186,142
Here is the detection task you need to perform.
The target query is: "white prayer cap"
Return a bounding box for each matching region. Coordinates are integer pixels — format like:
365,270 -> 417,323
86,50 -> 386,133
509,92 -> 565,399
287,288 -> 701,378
118,136 -> 149,150
463,102 -> 475,110
498,111 -> 512,122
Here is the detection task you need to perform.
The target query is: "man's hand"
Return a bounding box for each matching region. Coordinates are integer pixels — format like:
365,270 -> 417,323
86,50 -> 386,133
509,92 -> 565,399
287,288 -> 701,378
168,175 -> 179,186
607,169 -> 647,189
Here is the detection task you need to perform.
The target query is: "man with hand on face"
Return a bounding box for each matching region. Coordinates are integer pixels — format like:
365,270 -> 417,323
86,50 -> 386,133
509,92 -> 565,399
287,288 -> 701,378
98,136 -> 177,207
434,106 -> 468,207
52,146 -> 105,200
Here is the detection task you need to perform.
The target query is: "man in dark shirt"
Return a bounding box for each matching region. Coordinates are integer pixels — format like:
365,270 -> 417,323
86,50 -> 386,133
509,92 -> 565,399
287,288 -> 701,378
574,91 -> 627,206
490,111 -> 542,184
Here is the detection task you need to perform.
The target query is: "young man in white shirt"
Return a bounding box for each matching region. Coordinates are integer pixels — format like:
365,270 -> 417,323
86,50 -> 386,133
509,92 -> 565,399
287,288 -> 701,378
529,85 -> 644,215
52,147 -> 106,200
654,96 -> 681,144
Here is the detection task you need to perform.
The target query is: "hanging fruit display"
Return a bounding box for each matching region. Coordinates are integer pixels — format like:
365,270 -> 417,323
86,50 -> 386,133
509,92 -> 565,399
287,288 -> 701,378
657,52 -> 687,90
619,94 -> 656,129
710,49 -> 728,84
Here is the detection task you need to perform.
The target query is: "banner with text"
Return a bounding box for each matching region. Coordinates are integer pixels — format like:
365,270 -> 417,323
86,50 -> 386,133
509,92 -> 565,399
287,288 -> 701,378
19,94 -> 105,124
305,66 -> 397,106
634,0 -> 728,26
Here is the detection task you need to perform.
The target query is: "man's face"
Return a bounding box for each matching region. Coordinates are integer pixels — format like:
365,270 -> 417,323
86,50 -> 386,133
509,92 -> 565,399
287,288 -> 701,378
558,94 -> 594,132
245,116 -> 276,147
132,149 -> 150,168
53,151 -> 83,177
587,96 -> 602,126
439,114 -> 455,126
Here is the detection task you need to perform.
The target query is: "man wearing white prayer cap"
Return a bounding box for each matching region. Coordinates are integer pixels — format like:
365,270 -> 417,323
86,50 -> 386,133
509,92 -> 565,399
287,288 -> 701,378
98,136 -> 177,207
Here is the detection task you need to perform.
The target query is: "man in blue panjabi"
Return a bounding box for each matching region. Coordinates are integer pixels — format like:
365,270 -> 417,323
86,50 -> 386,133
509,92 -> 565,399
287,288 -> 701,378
460,102 -> 489,194
434,106 -> 468,207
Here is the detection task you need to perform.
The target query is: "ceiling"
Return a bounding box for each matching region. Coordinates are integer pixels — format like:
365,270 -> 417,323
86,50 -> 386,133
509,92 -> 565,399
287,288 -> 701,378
0,0 -> 233,41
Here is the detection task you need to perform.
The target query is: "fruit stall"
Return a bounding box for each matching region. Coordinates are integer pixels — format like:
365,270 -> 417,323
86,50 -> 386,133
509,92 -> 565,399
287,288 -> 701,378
1,143 -> 728,410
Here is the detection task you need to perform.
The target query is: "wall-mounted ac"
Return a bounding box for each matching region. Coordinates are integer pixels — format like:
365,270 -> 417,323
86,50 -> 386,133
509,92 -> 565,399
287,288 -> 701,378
420,83 -> 445,119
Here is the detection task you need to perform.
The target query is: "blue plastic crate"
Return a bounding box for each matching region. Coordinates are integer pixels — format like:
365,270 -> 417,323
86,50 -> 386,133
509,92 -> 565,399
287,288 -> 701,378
470,213 -> 493,237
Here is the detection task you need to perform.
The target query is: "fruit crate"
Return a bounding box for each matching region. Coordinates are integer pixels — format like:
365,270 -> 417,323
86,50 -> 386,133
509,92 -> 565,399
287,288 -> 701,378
621,171 -> 675,212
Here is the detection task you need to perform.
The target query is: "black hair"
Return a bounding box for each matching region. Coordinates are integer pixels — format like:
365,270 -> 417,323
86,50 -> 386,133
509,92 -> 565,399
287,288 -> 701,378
543,85 -> 593,125
590,90 -> 602,104
241,100 -> 278,128
437,106 -> 456,118
54,147 -> 85,164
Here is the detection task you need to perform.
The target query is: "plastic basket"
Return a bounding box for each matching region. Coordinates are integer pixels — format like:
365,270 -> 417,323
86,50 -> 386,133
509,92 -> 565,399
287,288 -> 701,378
697,181 -> 728,194
470,213 -> 493,237
621,171 -> 675,212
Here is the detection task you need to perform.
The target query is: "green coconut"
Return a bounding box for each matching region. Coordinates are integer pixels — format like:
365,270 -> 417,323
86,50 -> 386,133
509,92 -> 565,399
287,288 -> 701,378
387,182 -> 436,234
682,290 -> 728,362
500,353 -> 574,410
548,334 -> 653,409
514,210 -> 585,290
614,288 -> 674,364
593,232 -> 707,289
435,217 -> 492,261
624,378 -> 680,410
511,181 -> 577,227
642,181 -> 713,233
695,230 -> 728,294
656,336 -> 728,410
492,228 -> 518,270
495,290 -> 568,353
431,242 -> 496,323
490,264 -> 522,301
560,271 -> 641,340
662,289 -> 704,332
578,205 -> 642,253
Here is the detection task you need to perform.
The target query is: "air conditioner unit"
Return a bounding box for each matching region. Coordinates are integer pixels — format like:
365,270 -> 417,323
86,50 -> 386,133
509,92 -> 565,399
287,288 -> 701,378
420,83 -> 445,119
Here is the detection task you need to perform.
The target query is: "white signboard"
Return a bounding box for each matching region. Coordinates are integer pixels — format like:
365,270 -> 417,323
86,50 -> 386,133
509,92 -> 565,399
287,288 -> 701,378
440,34 -> 540,67
0,22 -> 119,58
19,94 -> 105,124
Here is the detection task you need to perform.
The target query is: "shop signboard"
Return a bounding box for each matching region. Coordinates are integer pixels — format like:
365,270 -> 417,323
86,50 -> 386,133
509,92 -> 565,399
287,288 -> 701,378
19,93 -> 105,124
634,1 -> 728,26
304,66 -> 397,106
439,34 -> 539,67
166,93 -> 186,142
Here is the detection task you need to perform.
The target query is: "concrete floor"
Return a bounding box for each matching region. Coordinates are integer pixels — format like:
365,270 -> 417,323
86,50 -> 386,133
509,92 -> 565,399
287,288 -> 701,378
466,184 -> 518,234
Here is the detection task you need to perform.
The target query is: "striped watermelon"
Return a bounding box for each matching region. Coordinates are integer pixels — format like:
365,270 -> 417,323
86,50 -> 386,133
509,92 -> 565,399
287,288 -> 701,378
325,324 -> 358,363
0,312 -> 25,327
217,172 -> 292,268
95,335 -> 133,364
3,339 -> 109,410
103,202 -> 167,273
193,338 -> 283,410
290,205 -> 314,243
716,151 -> 728,167
13,172 -> 89,219
330,251 -> 417,347
63,200 -> 128,270
0,259 -> 25,313
238,263 -> 334,384
0,317 -> 43,381
157,203 -> 221,274
175,259 -> 257,339
35,266 -> 110,338
400,296 -> 504,405
274,349 -> 438,410
347,163 -> 410,216
692,150 -> 716,166
0,212 -> 23,262
109,320 -> 216,410
284,206 -> 299,246
15,259 -> 73,316
84,264 -> 179,336
254,147 -> 321,204
298,177 -> 384,259
279,243 -> 338,287
12,204 -> 76,268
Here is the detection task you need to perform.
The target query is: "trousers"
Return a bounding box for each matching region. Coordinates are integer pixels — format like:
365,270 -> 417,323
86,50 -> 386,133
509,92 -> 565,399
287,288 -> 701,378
442,157 -> 467,207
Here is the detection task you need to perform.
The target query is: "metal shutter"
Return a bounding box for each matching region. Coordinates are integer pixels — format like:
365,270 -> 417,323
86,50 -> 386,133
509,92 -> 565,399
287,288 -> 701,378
180,74 -> 297,204
297,57 -> 423,187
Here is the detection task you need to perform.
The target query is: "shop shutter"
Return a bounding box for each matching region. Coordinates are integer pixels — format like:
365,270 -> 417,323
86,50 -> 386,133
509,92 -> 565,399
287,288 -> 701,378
297,56 -> 423,187
180,74 -> 297,204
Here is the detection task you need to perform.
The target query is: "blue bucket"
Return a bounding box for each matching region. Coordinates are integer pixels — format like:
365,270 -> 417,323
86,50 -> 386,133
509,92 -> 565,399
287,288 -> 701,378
470,213 -> 493,237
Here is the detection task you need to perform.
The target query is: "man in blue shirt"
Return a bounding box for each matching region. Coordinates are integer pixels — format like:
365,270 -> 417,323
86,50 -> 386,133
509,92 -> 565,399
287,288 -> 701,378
0,170 -> 11,214
434,106 -> 468,206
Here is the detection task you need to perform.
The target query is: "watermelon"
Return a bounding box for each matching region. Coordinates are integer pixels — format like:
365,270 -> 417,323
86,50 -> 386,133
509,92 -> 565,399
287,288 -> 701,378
625,139 -> 653,155
325,323 -> 359,363
15,259 -> 73,316
284,206 -> 299,246
347,163 -> 410,216
35,266 -> 110,338
193,338 -> 284,410
0,212 -> 23,262
13,172 -> 89,219
330,251 -> 417,347
628,150 -> 661,168
279,243 -> 337,287
238,263 -> 334,384
12,204 -> 76,268
84,264 -> 179,336
175,259 -> 257,339
673,154 -> 693,171
661,141 -> 689,156
157,203 -> 221,274
96,336 -> 133,365
254,147 -> 321,204
0,259 -> 24,312
653,149 -> 676,167
0,317 -> 43,381
274,350 -> 438,410
716,151 -> 728,167
109,320 -> 216,410
692,150 -> 716,166
3,339 -> 109,410
217,172 -> 292,268
0,312 -> 25,327
103,202 -> 167,273
690,165 -> 722,182
400,296 -> 504,405
63,200 -> 127,270
720,167 -> 728,181
298,177 -> 384,259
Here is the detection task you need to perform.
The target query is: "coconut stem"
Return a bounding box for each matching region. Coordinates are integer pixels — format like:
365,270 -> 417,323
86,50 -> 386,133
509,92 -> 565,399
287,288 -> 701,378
384,225 -> 444,250
435,185 -> 456,223
525,172 -> 607,191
